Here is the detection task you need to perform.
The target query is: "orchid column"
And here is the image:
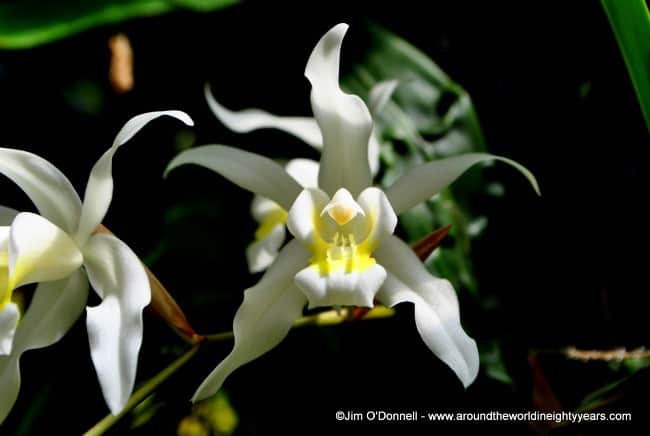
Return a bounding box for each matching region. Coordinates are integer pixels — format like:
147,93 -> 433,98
167,23 -> 539,402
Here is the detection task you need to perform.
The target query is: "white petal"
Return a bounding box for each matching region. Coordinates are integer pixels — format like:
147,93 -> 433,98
356,187 -> 397,250
83,233 -> 151,415
295,263 -> 386,309
386,153 -> 540,214
0,270 -> 89,424
305,23 -> 373,197
206,84 -> 323,148
14,270 -> 89,352
9,212 -> 83,289
0,149 -> 81,234
284,158 -> 320,188
166,145 -> 302,211
374,236 -> 478,387
246,223 -> 286,273
250,196 -> 282,222
0,304 -> 19,355
368,79 -> 399,115
0,206 -> 18,226
76,111 -> 193,244
192,240 -> 308,402
286,188 -> 331,245
368,133 -> 381,176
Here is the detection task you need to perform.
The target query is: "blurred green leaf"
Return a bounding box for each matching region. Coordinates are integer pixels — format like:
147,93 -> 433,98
0,0 -> 238,49
343,22 -> 487,296
601,0 -> 650,131
480,341 -> 513,385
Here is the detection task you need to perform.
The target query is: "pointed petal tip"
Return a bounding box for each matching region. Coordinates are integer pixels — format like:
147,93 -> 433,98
332,22 -> 349,33
304,23 -> 350,80
168,110 -> 194,127
493,155 -> 540,196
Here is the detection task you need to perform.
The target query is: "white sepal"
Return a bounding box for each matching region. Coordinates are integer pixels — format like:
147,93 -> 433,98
76,111 -> 193,244
166,145 -> 303,211
305,23 -> 373,197
192,240 -> 309,402
386,153 -> 540,214
83,233 -> 150,415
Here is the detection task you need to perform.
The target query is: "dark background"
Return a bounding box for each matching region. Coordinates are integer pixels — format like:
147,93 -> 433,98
0,0 -> 647,434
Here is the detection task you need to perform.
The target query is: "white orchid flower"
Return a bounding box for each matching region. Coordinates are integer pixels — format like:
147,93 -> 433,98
167,24 -> 539,402
205,78 -> 398,273
0,110 -> 193,423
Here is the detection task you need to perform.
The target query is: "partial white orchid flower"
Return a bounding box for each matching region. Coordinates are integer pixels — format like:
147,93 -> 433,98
167,24 -> 539,402
206,75 -> 398,273
0,111 -> 193,423
246,158 -> 319,272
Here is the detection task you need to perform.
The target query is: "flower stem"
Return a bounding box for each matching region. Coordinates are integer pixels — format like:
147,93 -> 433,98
84,306 -> 395,434
83,344 -> 200,436
204,306 -> 395,341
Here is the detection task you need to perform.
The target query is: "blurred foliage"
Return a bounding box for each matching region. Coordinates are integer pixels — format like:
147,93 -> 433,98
343,22 -> 489,297
343,23 -> 511,384
178,391 -> 238,436
0,0 -> 238,49
601,0 -> 650,131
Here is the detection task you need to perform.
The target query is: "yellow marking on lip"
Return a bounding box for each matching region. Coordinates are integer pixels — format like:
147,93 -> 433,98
254,209 -> 288,241
0,259 -> 10,310
308,210 -> 378,275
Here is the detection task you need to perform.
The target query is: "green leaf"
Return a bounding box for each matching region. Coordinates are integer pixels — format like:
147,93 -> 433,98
601,0 -> 650,131
480,341 -> 513,385
0,0 -> 238,49
343,22 -> 489,297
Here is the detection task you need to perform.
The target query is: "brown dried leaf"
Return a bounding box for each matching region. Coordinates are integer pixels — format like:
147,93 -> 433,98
412,224 -> 452,261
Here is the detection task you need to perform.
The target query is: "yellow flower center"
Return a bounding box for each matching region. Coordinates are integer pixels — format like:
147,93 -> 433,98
309,197 -> 377,276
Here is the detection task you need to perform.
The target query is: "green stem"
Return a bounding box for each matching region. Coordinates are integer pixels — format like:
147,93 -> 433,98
84,306 -> 395,434
83,344 -> 200,436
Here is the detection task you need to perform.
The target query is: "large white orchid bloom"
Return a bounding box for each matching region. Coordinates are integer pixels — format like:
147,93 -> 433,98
167,24 -> 539,402
0,111 -> 193,422
206,78 -> 398,273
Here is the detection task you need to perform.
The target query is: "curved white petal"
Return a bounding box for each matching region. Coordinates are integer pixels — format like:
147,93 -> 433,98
284,158 -> 320,188
166,145 -> 302,211
0,206 -> 18,226
246,223 -> 286,273
83,233 -> 151,415
0,304 -> 19,355
374,236 -> 478,387
0,149 -> 81,234
356,187 -> 398,250
206,84 -> 323,148
368,79 -> 399,115
250,196 -> 283,223
286,188 -> 331,245
0,270 -> 89,424
193,239 -> 308,402
9,212 -> 83,289
76,110 -> 193,244
386,153 -> 540,215
295,263 -> 385,309
305,23 -> 373,197
368,133 -> 381,176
